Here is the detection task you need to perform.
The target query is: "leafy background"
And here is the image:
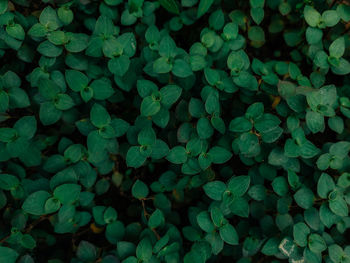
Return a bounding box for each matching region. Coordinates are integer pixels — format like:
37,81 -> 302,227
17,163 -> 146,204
0,0 -> 350,262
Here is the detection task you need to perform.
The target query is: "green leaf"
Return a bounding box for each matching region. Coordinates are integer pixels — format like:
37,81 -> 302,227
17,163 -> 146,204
0,174 -> 19,190
0,0 -> 8,15
53,184 -> 81,205
136,238 -> 152,261
294,188 -> 314,209
38,78 -> 60,99
251,7 -> 264,25
320,203 -> 338,228
197,117 -> 213,139
39,102 -> 62,126
304,248 -> 322,263
261,237 -> 280,256
229,117 -> 252,132
150,139 -> 169,159
204,68 -> 220,86
22,190 -> 51,215
81,87 -> 93,103
211,207 -> 226,229
158,0 -> 180,14
190,55 -> 207,71
317,173 -> 335,199
248,26 -> 265,44
306,27 -> 323,45
211,116 -> 226,134
222,22 -> 238,41
65,33 -> 88,53
279,2 -> 291,15
137,80 -> 158,98
197,211 -> 214,232
293,222 -> 310,247
110,118 -> 129,138
6,24 -> 25,40
14,116 -> 37,139
8,87 -> 30,108
77,241 -> 97,261
141,96 -> 161,116
37,41 -> 63,57
328,116 -> 344,134
166,146 -> 187,164
306,110 -> 324,133
131,180 -> 149,199
205,232 -> 224,255
329,37 -> 345,58
219,223 -> 239,245
126,146 -> 147,168
123,256 -> 138,263
108,55 -> 130,76
331,58 -> 350,75
227,176 -> 250,197
198,153 -> 211,170
248,185 -> 266,201
337,4 -> 350,22
338,173 -> 350,188
48,31 -> 67,45
65,70 -> 88,92
197,0 -> 214,18
106,221 -> 125,244
54,94 -> 74,110
160,85 -> 182,108
205,93 -> 220,114
132,180 -> 149,199
172,59 -> 193,78
229,197 -> 249,217
91,78 -> 114,100
145,25 -> 160,44
322,10 -> 340,27
329,195 -> 348,217
304,5 -> 321,27
203,181 -> 226,201
254,114 -> 280,133
308,233 -> 326,253
28,23 -> 48,38
0,247 -> 19,263
153,57 -> 173,74
328,244 -> 344,263
20,234 -> 36,249
272,177 -> 288,196
329,141 -> 350,157
208,147 -> 232,164
0,90 -> 9,112
99,125 -> 116,140
40,6 -> 60,30
159,36 -> 176,58
44,197 -> 61,214
246,102 -> 264,120
138,127 -> 156,146
148,209 -> 164,228
0,128 -> 17,142
90,103 -> 111,128
58,6 -> 74,25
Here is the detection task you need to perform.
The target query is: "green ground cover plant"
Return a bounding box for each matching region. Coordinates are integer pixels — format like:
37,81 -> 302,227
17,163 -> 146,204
0,0 -> 349,262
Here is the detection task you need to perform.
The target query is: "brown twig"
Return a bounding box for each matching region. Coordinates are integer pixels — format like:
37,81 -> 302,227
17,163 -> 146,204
141,199 -> 161,240
141,199 -> 150,217
329,0 -> 337,8
0,215 -> 49,244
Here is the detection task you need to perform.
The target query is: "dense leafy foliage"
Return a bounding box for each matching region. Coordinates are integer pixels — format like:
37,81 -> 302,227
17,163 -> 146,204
0,0 -> 349,262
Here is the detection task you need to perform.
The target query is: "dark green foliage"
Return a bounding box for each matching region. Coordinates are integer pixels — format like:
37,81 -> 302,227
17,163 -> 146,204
0,0 -> 349,262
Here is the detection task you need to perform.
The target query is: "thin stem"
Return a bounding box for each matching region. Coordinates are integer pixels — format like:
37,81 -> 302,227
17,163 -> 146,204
0,215 -> 49,244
